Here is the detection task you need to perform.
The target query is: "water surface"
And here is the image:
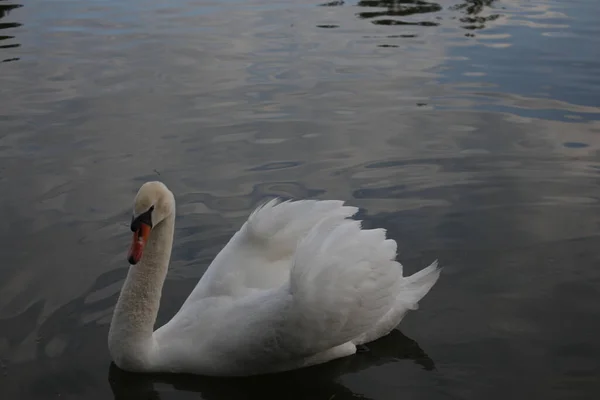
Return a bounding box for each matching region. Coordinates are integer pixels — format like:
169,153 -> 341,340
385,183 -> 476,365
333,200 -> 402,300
1,0 -> 600,399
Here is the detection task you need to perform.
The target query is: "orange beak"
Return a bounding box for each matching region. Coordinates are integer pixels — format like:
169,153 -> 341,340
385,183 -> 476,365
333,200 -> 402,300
127,223 -> 151,265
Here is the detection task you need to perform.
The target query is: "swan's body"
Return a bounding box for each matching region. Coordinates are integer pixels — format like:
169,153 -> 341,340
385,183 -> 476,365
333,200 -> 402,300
109,181 -> 441,376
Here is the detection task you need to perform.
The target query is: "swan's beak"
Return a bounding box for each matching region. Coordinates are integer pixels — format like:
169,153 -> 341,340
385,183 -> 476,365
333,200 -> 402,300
127,223 -> 151,265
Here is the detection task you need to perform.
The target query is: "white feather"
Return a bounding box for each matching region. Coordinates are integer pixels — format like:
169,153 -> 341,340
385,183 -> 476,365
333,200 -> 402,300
185,199 -> 358,301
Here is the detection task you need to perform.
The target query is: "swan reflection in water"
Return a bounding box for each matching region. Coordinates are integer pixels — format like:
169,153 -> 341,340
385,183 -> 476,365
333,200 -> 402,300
108,329 -> 436,400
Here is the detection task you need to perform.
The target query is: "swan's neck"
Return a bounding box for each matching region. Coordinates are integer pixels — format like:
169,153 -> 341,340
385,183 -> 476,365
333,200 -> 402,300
108,213 -> 175,372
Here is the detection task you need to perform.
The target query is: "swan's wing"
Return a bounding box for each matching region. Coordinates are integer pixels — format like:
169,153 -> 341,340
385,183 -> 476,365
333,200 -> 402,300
156,209 -> 440,375
277,216 -> 404,356
185,199 -> 358,302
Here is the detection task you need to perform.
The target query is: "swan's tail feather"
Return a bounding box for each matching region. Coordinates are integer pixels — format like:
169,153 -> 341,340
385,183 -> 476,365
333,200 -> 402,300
350,260 -> 441,346
286,216 -> 402,355
399,260 -> 441,310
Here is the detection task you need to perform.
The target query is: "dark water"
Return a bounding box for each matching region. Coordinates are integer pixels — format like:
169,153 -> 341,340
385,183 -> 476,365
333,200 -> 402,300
2,0 -> 600,399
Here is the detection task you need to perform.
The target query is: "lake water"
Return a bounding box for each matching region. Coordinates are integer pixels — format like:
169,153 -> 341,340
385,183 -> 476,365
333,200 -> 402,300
2,0 -> 600,399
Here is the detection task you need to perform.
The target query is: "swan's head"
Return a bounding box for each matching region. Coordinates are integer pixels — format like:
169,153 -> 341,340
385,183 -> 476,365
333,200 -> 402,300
128,181 -> 175,265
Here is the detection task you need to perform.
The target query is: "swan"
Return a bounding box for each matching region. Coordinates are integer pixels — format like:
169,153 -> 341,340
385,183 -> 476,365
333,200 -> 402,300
108,181 -> 441,376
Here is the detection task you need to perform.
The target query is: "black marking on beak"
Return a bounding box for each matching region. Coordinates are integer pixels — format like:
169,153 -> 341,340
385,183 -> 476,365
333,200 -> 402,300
130,205 -> 154,232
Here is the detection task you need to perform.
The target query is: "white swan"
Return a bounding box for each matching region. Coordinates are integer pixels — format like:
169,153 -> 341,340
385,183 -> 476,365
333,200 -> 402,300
108,181 -> 441,376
